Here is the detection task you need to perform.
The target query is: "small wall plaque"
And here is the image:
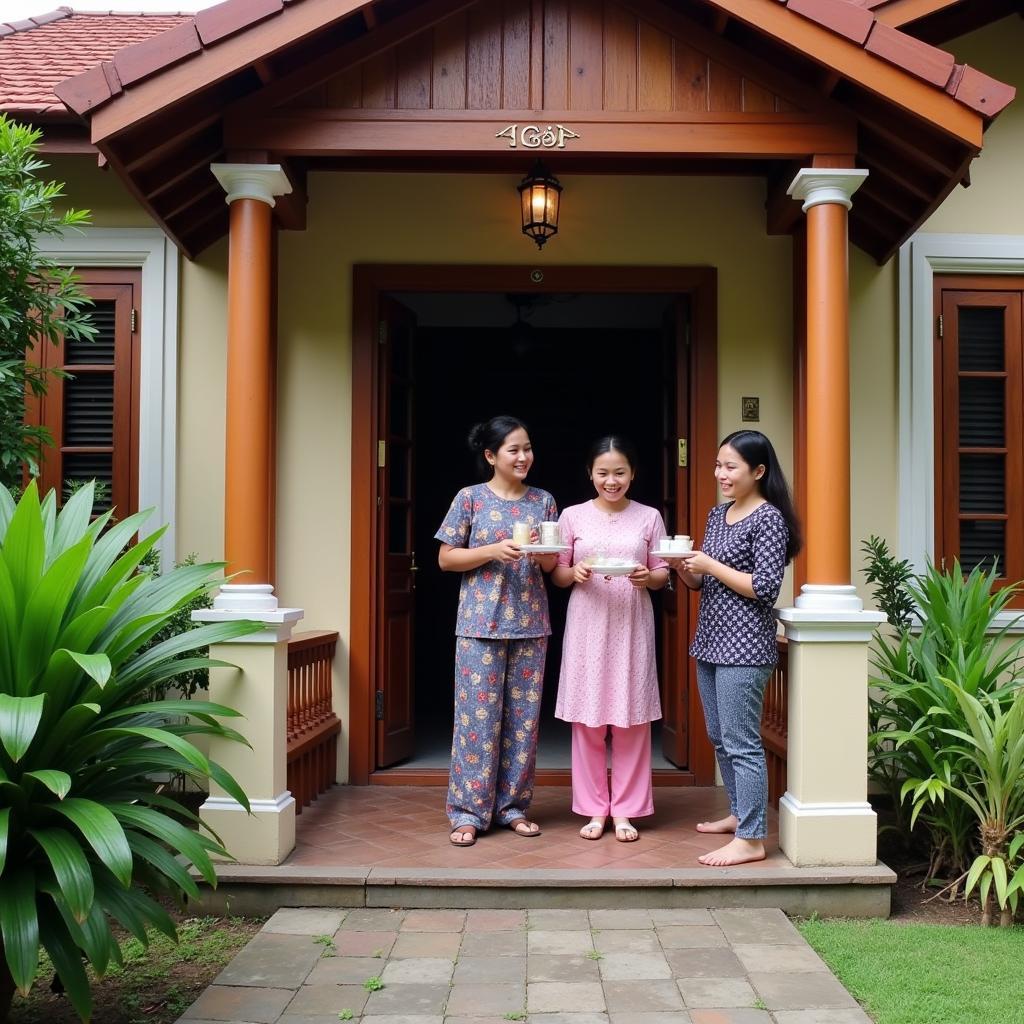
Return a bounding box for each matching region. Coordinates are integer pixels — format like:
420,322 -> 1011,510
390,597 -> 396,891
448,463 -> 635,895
741,396 -> 760,422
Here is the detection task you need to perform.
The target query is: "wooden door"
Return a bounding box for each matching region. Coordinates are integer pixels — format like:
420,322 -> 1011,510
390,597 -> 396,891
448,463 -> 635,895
375,297 -> 418,767
659,298 -> 691,767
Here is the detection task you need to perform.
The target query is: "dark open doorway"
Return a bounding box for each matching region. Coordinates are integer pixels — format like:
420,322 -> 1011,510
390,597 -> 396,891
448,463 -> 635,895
390,290 -> 684,771
350,264 -> 718,788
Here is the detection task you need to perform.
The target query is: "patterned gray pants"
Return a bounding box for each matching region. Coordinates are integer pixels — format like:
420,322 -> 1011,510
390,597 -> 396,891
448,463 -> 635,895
695,660 -> 773,840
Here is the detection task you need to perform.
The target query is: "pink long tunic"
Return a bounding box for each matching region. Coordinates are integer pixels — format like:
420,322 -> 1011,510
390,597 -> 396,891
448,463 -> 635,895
555,500 -> 669,728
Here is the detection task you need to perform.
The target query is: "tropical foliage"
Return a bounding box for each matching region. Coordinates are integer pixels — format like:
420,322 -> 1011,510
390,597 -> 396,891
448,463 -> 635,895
0,481 -> 257,1019
863,544 -> 1024,923
0,115 -> 96,489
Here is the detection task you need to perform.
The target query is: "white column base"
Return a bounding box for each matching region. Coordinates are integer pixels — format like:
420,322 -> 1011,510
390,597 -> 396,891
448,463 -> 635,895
779,793 -> 877,867
201,792 -> 297,866
794,583 -> 863,612
192,604 -> 305,866
213,583 -> 279,613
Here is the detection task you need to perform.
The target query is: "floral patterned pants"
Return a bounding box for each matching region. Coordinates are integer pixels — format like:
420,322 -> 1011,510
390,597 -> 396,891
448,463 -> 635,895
447,635 -> 548,830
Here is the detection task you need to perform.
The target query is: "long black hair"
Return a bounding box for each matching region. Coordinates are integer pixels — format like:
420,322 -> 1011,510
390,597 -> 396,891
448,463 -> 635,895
720,429 -> 802,564
467,415 -> 529,479
586,435 -> 639,475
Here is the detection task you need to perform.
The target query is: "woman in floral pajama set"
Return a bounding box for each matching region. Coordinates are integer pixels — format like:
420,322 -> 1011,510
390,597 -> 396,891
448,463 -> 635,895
436,415 -> 558,847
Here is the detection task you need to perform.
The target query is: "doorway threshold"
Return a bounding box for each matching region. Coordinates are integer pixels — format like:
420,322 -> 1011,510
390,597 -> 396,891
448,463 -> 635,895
368,767 -> 697,786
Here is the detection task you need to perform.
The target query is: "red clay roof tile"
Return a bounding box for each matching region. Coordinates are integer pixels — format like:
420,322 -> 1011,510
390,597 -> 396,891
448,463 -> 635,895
775,0 -> 1015,119
787,0 -> 874,44
864,19 -> 955,88
112,20 -> 201,88
0,8 -> 192,115
195,0 -> 282,47
952,65 -> 1017,117
0,0 -> 1016,125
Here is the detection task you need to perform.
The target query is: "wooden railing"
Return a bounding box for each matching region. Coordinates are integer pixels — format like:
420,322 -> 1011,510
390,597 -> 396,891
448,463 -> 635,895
286,630 -> 340,814
761,637 -> 789,807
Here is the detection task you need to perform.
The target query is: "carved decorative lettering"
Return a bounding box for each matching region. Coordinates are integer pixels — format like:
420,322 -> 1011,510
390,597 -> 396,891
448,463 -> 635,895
495,124 -> 580,149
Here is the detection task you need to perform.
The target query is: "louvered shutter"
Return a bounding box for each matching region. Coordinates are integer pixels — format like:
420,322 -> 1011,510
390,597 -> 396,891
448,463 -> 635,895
31,272 -> 140,518
936,281 -> 1024,597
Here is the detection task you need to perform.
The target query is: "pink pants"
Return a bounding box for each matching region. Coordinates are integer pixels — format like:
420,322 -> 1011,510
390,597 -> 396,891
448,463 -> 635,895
571,722 -> 654,818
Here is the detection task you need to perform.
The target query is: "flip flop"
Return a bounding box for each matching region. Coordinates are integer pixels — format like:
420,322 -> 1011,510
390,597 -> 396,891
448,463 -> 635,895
449,825 -> 478,847
579,819 -> 606,840
507,818 -> 542,837
614,822 -> 639,843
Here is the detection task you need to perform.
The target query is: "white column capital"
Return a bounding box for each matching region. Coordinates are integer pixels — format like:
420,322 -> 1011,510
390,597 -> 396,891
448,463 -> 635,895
787,168 -> 869,212
211,163 -> 292,207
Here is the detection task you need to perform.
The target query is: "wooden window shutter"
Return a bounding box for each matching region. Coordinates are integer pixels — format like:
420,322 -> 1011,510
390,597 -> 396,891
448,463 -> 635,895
29,270 -> 141,518
935,277 -> 1024,598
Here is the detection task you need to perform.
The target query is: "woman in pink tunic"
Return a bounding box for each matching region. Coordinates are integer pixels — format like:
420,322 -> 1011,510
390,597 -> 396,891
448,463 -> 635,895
552,437 -> 670,842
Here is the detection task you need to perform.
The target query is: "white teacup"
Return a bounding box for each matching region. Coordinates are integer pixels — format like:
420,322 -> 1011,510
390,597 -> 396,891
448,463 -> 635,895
512,522 -> 531,546
539,521 -> 560,546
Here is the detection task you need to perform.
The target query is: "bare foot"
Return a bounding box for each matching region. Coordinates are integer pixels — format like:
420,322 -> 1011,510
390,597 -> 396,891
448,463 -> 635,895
698,837 -> 765,866
696,814 -> 738,834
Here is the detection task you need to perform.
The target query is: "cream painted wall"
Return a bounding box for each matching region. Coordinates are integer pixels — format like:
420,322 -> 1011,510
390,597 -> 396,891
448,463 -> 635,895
274,172 -> 793,778
850,250 -> 898,600
176,241 -> 228,563
49,155 -> 152,226
919,16 -> 1024,235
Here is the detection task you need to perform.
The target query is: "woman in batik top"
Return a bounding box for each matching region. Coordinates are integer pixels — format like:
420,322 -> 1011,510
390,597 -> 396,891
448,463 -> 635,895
436,415 -> 558,847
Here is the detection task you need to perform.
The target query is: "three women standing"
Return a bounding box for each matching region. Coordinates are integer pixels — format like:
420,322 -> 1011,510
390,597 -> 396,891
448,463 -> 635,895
435,416 -> 558,847
436,418 -> 799,862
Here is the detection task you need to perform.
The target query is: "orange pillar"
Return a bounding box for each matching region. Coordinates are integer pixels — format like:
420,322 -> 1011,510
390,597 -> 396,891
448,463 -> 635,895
788,169 -> 867,611
224,197 -> 273,583
211,164 -> 292,609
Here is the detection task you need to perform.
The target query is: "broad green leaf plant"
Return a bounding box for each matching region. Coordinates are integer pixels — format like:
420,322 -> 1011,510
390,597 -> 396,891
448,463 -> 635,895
911,680 -> 1024,927
866,552 -> 1024,918
866,551 -> 1024,891
0,481 -> 258,1019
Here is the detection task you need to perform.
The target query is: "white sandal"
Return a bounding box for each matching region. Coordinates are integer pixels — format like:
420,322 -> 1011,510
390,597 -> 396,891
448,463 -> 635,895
614,821 -> 639,843
579,817 -> 606,840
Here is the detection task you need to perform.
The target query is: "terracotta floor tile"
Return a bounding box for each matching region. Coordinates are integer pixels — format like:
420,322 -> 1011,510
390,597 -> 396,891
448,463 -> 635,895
285,786 -> 792,877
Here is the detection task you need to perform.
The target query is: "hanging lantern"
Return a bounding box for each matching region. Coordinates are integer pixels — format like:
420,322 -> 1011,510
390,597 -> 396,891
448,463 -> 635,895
517,160 -> 562,249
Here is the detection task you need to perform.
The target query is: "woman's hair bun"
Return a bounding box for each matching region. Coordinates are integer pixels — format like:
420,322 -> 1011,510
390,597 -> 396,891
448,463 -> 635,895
467,422 -> 487,453
466,415 -> 528,478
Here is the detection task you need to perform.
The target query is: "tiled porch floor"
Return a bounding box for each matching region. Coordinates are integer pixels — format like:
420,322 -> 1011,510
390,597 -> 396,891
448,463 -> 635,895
287,785 -> 783,871
204,786 -> 894,917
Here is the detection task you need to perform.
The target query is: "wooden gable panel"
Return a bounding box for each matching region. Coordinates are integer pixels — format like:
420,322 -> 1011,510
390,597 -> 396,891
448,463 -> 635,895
297,0 -> 801,115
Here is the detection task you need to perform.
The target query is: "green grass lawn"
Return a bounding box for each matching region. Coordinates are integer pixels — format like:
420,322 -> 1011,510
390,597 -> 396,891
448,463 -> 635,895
798,918 -> 1024,1024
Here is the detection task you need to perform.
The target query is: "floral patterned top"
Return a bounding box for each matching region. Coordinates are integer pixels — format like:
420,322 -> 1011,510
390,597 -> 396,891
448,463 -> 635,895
435,483 -> 558,639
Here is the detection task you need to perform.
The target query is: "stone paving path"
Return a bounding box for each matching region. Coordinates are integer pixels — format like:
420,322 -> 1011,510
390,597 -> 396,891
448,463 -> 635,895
177,906 -> 872,1024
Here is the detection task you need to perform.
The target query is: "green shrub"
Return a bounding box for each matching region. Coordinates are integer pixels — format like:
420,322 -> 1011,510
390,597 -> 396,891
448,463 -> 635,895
138,551 -> 213,702
864,548 -> 1024,896
0,115 -> 96,489
0,480 -> 258,1019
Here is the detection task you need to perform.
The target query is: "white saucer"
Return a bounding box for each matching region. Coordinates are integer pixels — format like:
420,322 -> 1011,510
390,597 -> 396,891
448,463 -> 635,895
588,562 -> 639,577
518,543 -> 570,554
650,548 -> 693,558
